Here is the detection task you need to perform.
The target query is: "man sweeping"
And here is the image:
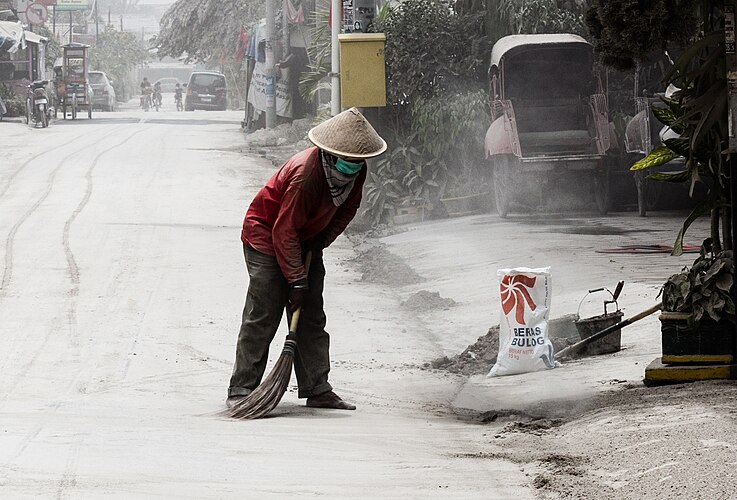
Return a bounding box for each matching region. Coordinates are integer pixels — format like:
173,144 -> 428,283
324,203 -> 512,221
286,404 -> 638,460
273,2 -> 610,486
227,107 -> 387,410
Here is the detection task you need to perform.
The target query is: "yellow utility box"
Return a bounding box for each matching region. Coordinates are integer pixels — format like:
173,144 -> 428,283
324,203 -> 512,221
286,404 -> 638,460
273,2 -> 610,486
339,33 -> 386,108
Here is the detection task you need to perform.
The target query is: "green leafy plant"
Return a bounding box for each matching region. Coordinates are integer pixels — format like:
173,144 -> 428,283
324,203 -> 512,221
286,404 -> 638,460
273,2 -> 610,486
0,83 -> 26,117
373,0 -> 490,105
90,25 -> 149,101
412,90 -> 489,196
662,242 -> 735,323
585,0 -> 699,70
498,0 -> 586,37
155,0 -> 263,63
362,155 -> 405,226
630,30 -> 728,256
298,11 -> 330,103
362,134 -> 445,225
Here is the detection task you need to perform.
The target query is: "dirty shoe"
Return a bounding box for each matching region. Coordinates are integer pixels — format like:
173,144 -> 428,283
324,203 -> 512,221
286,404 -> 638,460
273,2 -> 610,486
226,395 -> 249,409
306,391 -> 356,410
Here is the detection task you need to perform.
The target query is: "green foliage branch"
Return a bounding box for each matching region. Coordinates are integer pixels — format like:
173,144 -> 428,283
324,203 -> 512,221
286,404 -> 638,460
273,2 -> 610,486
89,25 -> 149,100
375,0 -> 489,106
0,83 -> 26,116
497,0 -> 586,37
412,90 -> 489,193
631,31 -> 729,257
361,0 -> 491,225
585,0 -> 699,70
33,25 -> 61,72
154,0 -> 263,63
663,244 -> 734,323
299,11 -> 330,105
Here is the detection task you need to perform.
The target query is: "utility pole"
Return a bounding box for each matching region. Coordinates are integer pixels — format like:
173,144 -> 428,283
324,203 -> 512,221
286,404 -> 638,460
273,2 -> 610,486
330,0 -> 341,115
265,0 -> 276,128
95,0 -> 99,44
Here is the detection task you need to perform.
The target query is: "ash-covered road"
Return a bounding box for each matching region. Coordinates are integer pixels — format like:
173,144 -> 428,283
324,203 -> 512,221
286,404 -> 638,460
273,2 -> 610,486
0,107 -> 533,498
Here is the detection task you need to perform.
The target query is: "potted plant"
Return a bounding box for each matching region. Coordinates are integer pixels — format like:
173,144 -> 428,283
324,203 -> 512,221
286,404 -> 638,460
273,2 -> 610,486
629,22 -> 735,362
660,242 -> 735,363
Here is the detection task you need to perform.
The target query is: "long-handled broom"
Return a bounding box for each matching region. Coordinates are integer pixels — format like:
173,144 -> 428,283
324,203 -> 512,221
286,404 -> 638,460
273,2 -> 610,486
226,251 -> 313,420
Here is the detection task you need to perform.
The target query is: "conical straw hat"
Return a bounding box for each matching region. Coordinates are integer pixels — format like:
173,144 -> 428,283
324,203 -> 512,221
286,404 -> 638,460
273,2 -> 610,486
308,107 -> 387,159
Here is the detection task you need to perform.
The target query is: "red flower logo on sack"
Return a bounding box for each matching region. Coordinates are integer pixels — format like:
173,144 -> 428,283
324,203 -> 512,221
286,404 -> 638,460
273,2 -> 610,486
500,274 -> 537,324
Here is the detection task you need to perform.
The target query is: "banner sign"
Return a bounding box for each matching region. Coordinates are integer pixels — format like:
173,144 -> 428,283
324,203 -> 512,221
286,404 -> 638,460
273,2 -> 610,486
55,0 -> 91,11
247,62 -> 293,118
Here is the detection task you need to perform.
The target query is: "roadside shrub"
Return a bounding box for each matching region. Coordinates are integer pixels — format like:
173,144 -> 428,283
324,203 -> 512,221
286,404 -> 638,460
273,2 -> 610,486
0,83 -> 26,117
412,90 -> 490,196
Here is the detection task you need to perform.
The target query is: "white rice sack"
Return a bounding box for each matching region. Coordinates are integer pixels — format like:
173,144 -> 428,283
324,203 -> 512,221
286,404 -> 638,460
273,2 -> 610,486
488,267 -> 558,377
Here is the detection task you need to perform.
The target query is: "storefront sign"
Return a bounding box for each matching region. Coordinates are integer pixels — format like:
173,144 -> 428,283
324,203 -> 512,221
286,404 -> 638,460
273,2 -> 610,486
55,0 -> 91,11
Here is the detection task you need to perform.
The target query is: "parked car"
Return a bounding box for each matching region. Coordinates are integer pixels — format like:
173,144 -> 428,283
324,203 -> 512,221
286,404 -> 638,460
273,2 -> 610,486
185,71 -> 227,111
88,70 -> 116,112
484,34 -> 611,216
153,77 -> 182,93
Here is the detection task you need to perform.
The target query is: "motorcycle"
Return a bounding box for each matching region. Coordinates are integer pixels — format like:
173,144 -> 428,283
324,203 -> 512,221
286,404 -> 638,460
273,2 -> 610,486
152,87 -> 162,111
141,87 -> 153,112
174,90 -> 183,111
26,80 -> 51,128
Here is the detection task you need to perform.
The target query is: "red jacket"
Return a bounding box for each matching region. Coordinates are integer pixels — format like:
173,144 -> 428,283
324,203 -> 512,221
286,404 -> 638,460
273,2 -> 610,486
242,147 -> 366,284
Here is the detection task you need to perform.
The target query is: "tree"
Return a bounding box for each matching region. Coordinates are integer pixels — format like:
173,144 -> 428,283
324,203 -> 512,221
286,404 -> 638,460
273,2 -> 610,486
585,0 -> 699,70
154,0 -> 263,63
376,0 -> 489,106
33,25 -> 61,71
495,0 -> 587,37
89,25 -> 148,100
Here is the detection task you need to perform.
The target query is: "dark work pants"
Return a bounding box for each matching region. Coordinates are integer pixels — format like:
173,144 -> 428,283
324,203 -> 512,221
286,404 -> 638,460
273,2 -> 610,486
228,245 -> 332,399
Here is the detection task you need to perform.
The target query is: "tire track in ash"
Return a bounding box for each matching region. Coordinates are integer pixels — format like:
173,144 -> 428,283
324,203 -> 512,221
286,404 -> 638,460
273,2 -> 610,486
0,127 -> 125,298
0,127 -> 150,495
0,128 -> 135,491
0,127 -> 126,401
63,128 -> 149,288
0,136 -> 86,201
56,434 -> 83,500
64,126 -> 161,394
62,128 -> 150,355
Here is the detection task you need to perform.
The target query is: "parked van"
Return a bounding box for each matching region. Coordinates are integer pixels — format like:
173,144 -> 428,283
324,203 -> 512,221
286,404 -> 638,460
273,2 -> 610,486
185,71 -> 227,111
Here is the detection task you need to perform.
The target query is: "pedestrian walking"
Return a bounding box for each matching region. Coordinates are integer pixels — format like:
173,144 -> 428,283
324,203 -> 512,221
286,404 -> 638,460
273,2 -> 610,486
227,107 -> 387,410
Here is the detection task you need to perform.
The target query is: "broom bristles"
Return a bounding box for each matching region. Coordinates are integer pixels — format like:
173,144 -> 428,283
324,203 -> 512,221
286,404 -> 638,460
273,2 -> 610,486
225,335 -> 297,419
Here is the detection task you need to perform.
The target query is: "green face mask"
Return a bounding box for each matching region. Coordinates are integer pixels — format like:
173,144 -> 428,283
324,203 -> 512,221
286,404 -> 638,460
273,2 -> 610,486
335,158 -> 363,175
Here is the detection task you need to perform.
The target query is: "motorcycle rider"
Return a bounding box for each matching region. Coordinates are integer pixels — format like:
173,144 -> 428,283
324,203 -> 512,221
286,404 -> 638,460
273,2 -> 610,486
140,77 -> 152,109
174,83 -> 183,110
153,80 -> 162,107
